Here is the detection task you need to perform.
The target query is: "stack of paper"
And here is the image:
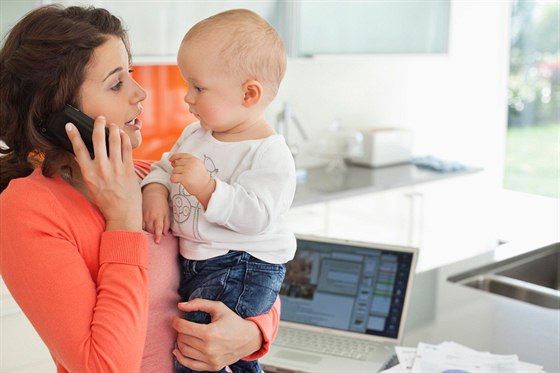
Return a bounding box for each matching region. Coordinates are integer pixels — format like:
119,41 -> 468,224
381,341 -> 544,373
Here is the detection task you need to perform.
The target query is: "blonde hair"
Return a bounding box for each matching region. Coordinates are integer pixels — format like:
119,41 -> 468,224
182,9 -> 286,102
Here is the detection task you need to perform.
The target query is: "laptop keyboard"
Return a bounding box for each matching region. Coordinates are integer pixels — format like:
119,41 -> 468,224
274,327 -> 378,361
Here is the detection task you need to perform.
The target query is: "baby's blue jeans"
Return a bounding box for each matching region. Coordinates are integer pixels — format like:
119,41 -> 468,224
175,250 -> 285,373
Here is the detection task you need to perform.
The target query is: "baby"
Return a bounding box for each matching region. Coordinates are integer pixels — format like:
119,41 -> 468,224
141,9 -> 296,373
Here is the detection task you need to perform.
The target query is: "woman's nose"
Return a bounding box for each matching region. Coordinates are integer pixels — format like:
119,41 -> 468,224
133,79 -> 148,103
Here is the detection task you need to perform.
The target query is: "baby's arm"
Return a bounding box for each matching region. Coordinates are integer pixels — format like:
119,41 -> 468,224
205,138 -> 296,235
141,126 -> 199,242
142,183 -> 170,243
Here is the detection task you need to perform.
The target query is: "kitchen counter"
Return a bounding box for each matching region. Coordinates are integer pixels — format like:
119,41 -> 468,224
403,241 -> 559,372
293,163 -> 482,206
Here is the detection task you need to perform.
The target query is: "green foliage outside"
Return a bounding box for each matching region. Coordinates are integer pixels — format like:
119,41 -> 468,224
504,123 -> 560,198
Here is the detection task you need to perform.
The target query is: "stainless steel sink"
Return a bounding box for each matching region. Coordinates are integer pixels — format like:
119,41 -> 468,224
448,242 -> 560,309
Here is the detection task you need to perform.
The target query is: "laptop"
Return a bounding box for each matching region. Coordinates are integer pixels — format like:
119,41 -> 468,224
260,234 -> 418,373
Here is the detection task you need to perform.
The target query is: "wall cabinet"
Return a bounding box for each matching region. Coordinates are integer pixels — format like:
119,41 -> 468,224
294,1 -> 450,56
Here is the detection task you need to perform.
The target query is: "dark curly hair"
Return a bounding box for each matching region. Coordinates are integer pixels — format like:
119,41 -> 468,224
0,4 -> 130,192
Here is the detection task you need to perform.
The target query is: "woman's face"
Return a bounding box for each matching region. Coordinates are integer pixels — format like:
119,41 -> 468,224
78,36 -> 147,149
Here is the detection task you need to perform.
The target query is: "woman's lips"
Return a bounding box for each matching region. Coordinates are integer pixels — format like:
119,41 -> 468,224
125,118 -> 142,131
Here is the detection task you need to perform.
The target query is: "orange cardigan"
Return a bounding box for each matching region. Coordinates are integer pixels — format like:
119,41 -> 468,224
1,168 -> 149,372
1,164 -> 278,372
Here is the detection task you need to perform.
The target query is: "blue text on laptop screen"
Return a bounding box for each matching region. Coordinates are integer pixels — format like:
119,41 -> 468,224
280,238 -> 413,339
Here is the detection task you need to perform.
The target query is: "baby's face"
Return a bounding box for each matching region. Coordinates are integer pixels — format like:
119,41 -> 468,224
177,39 -> 249,134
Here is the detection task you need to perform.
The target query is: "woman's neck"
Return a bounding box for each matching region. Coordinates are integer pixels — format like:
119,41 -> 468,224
61,161 -> 91,200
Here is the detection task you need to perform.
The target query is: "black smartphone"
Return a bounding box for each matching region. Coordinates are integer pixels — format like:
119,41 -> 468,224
39,104 -> 109,158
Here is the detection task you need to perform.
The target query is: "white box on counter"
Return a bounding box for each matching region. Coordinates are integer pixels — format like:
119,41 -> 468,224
348,128 -> 413,168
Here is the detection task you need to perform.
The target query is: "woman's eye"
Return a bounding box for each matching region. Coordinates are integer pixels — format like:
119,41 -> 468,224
111,81 -> 123,91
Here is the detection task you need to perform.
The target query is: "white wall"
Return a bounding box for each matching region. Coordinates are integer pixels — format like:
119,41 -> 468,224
279,1 -> 511,190
0,0 -> 40,39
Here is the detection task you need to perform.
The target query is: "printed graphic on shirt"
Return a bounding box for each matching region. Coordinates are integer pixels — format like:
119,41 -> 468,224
203,154 -> 219,177
171,154 -> 218,241
172,184 -> 201,239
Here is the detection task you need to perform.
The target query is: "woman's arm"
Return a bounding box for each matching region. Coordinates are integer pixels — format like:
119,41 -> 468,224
1,120 -> 149,371
172,297 -> 280,371
245,296 -> 280,360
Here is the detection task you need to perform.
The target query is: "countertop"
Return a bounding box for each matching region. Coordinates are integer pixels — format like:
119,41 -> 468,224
293,163 -> 482,207
402,241 -> 560,372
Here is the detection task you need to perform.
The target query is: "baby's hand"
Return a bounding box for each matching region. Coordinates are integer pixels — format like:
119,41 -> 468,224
169,153 -> 216,208
142,183 -> 170,243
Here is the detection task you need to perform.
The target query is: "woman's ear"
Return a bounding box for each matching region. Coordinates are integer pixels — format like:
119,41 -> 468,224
242,80 -> 263,107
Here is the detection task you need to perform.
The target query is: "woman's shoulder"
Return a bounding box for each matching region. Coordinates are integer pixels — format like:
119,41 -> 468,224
1,168 -> 102,223
0,169 -> 101,257
1,169 -> 65,207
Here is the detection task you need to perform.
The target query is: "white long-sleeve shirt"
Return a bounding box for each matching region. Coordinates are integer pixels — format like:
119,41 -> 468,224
142,123 -> 296,264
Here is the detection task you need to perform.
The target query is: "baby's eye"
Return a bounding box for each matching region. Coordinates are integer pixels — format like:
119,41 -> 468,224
194,86 -> 203,92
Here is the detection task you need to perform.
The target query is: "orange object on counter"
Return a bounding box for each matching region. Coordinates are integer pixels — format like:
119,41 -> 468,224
131,64 -> 197,161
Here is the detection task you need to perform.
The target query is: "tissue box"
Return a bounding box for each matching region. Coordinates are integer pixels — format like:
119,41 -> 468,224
348,128 -> 413,168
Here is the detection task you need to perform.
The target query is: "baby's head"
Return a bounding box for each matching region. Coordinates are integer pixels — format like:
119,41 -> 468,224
179,9 -> 287,104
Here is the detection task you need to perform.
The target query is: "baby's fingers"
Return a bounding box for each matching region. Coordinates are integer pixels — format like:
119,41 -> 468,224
150,217 -> 167,244
154,225 -> 163,244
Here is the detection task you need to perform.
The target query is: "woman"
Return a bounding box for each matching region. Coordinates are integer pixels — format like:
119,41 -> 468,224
0,5 -> 278,372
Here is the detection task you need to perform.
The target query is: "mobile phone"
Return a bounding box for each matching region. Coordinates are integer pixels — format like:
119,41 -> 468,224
39,104 -> 109,158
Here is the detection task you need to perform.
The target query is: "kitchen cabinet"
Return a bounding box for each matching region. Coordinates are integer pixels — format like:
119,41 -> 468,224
53,1 -> 282,59
410,172 -> 498,270
286,171 -> 497,272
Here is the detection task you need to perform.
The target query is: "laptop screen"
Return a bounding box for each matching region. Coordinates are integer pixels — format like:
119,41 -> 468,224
280,236 -> 416,340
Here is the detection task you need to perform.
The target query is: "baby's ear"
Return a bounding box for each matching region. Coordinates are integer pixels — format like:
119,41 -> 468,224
242,80 -> 263,107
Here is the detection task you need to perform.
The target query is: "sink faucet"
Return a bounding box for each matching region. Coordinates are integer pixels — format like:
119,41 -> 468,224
275,101 -> 308,159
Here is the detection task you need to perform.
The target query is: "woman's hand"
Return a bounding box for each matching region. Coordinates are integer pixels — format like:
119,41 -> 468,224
65,116 -> 142,232
172,299 -> 262,371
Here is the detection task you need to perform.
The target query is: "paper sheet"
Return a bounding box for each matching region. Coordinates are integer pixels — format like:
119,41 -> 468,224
380,341 -> 543,373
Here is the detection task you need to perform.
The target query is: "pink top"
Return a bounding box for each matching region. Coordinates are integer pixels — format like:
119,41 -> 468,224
141,232 -> 180,371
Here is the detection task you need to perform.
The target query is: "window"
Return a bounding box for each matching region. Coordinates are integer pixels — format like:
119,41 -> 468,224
504,0 -> 559,199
